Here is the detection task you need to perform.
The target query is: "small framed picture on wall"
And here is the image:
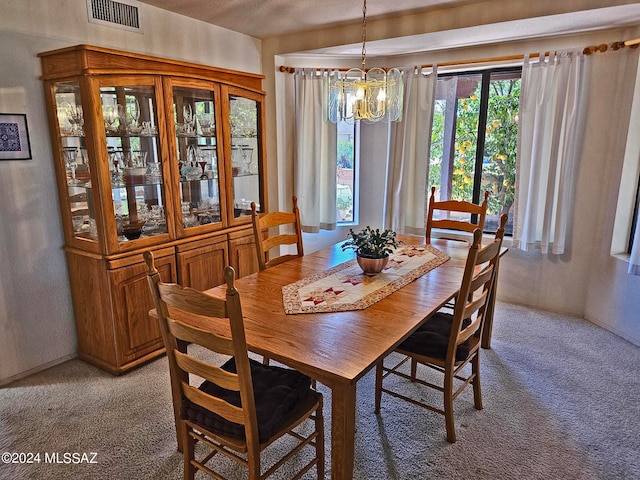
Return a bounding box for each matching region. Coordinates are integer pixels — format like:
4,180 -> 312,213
0,113 -> 32,160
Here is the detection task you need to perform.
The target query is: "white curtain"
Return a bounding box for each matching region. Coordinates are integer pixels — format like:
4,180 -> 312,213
384,67 -> 438,235
513,50 -> 587,254
629,200 -> 640,275
293,69 -> 338,232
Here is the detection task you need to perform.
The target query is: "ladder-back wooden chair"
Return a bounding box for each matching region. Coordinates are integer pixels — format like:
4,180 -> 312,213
251,196 -> 304,271
426,186 -> 490,244
375,215 -> 507,443
145,252 -> 324,480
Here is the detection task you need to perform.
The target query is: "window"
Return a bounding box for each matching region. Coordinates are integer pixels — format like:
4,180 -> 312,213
429,67 -> 521,235
337,120 -> 358,223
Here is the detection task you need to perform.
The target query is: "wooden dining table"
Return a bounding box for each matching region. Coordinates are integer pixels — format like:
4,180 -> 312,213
168,235 -> 500,479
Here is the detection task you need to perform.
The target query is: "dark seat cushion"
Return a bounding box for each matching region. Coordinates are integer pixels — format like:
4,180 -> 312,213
399,312 -> 471,361
180,357 -> 314,443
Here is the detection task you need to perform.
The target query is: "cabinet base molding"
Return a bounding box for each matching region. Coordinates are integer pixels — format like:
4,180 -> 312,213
78,347 -> 166,375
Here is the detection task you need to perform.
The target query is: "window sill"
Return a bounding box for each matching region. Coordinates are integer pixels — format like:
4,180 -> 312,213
612,252 -> 632,265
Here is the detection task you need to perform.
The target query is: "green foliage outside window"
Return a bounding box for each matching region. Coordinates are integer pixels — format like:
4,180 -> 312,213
429,78 -> 520,219
338,139 -> 354,169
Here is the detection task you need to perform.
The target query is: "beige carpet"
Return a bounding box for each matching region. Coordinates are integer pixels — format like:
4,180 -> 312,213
1,302 -> 639,479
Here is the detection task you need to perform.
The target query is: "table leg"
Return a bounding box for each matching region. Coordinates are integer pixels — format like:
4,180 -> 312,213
330,382 -> 356,479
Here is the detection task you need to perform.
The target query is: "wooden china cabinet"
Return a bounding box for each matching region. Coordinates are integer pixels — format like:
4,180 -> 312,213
39,45 -> 265,374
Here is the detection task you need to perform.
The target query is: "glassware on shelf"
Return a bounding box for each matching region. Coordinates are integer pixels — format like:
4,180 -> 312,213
57,105 -> 74,136
145,161 -> 163,183
65,104 -> 84,136
195,197 -> 220,225
231,144 -> 254,175
87,218 -> 98,239
180,145 -> 201,181
79,147 -> 88,165
108,147 -> 125,187
181,201 -> 198,227
198,146 -> 217,178
122,220 -> 146,240
176,104 -> 196,137
197,113 -> 215,136
120,148 -> 133,168
183,104 -> 195,134
241,146 -> 254,174
234,198 -> 252,217
141,121 -> 158,136
132,150 -> 148,168
72,215 -> 85,232
103,104 -> 120,134
62,146 -> 82,185
149,204 -> 164,223
118,99 -> 142,135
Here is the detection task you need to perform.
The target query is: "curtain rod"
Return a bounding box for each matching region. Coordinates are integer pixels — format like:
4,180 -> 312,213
279,38 -> 640,74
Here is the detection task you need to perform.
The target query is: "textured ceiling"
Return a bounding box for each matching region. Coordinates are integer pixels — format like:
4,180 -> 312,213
136,0 -> 476,39
136,1 -> 640,57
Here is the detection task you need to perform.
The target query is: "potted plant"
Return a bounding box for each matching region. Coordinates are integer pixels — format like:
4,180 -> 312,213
341,226 -> 401,275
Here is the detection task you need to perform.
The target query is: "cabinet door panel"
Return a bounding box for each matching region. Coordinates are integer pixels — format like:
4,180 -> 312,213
109,253 -> 176,363
98,79 -> 173,252
169,83 -> 225,237
228,230 -> 259,278
178,241 -> 228,291
222,86 -> 266,225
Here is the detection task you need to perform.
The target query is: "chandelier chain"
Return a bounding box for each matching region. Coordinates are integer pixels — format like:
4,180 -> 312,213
361,0 -> 367,70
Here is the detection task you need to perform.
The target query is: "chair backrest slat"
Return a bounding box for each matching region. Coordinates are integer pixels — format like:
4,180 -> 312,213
174,349 -> 240,391
182,382 -> 245,425
167,317 -> 235,356
262,233 -> 300,252
469,266 -> 494,293
251,196 -> 304,271
259,211 -> 298,229
475,240 -> 502,265
426,186 -> 489,244
158,283 -> 227,318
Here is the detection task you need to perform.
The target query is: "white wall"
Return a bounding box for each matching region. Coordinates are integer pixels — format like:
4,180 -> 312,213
263,2 -> 640,346
0,0 -> 262,384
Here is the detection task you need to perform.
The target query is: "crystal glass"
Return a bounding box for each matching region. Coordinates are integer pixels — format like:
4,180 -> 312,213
62,146 -> 80,185
197,113 -> 215,136
103,104 -> 120,133
65,104 -> 84,136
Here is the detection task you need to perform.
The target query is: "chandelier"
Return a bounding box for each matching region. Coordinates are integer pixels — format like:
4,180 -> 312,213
324,0 -> 404,124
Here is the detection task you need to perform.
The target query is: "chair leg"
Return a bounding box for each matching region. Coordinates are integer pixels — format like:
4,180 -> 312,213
472,353 -> 483,410
410,358 -> 417,382
374,361 -> 383,413
182,424 -> 196,480
315,398 -> 325,479
443,369 -> 456,443
247,448 -> 261,480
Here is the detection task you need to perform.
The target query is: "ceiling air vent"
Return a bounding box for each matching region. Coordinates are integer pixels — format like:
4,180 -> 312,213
87,0 -> 143,33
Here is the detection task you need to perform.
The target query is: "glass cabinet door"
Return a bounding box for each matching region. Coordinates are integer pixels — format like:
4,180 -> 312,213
228,92 -> 262,219
172,86 -> 223,231
99,84 -> 167,243
54,82 -> 95,241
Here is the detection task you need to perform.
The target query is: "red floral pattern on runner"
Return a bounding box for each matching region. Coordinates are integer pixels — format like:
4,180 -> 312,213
282,245 -> 450,314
